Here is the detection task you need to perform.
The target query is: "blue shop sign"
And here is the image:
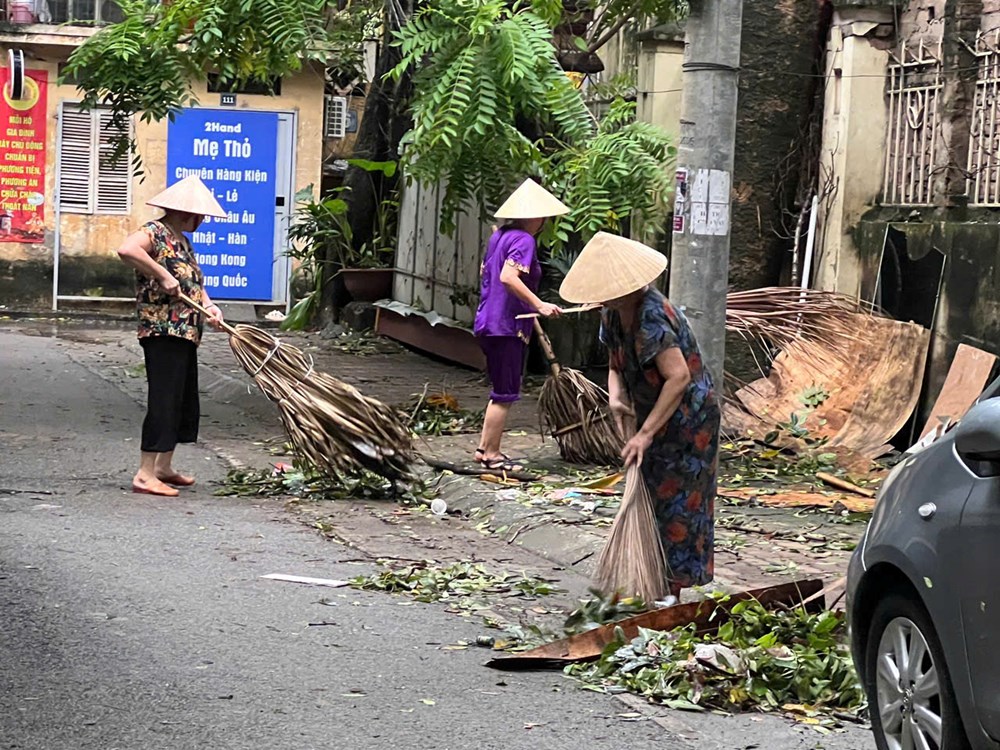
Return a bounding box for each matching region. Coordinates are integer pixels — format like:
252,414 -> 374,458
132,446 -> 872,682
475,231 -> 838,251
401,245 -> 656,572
166,109 -> 279,301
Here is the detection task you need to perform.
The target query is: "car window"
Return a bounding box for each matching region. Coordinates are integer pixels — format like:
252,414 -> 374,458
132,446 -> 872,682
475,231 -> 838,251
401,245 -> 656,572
977,373 -> 1000,402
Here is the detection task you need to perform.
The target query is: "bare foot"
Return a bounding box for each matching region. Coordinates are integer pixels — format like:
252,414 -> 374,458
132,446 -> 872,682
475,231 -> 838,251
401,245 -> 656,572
132,475 -> 179,497
156,472 -> 195,487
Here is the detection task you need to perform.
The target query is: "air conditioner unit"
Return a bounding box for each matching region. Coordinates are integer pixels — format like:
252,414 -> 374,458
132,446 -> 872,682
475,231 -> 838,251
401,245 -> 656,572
325,96 -> 347,139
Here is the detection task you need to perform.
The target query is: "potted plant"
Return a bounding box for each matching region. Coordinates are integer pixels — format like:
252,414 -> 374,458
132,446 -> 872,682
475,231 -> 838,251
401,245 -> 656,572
281,186 -> 351,330
336,158 -> 399,303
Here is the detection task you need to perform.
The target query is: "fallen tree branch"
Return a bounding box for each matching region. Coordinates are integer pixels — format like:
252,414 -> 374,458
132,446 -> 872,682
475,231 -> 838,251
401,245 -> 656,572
815,472 -> 876,498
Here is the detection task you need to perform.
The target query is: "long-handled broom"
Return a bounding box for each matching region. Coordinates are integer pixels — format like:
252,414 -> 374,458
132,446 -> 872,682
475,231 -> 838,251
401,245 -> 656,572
532,319 -> 623,466
594,417 -> 670,603
179,293 -> 414,482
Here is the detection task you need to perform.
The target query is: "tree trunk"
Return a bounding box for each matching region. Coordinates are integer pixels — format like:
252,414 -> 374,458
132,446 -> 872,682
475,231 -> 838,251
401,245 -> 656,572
321,0 -> 415,317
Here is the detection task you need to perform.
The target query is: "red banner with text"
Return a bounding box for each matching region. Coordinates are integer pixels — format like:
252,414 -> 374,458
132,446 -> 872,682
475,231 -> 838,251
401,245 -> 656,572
0,68 -> 47,243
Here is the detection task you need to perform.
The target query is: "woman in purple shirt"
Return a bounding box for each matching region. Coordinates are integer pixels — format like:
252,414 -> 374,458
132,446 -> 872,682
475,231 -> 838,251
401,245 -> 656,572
473,179 -> 569,470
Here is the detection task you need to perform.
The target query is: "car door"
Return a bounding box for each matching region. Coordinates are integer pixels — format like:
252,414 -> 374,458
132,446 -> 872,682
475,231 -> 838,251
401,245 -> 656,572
956,390 -> 1000,741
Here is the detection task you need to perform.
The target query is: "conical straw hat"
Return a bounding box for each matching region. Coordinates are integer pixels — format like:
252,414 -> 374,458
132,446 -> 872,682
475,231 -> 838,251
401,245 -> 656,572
147,175 -> 228,218
494,178 -> 570,219
559,231 -> 667,304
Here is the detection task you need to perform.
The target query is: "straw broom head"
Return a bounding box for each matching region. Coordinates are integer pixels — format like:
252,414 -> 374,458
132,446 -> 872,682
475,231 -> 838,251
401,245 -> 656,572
538,368 -> 624,465
226,324 -> 415,481
594,463 -> 669,604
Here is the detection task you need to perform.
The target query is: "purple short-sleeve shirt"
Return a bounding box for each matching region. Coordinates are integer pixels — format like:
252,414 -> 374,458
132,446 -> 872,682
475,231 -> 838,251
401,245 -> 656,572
473,227 -> 540,342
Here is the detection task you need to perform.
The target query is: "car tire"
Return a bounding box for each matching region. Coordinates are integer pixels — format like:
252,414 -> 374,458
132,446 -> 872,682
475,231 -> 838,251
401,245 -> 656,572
865,592 -> 970,750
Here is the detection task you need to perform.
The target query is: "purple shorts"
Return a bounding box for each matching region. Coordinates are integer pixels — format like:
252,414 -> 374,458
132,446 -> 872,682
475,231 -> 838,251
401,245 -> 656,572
479,335 -> 527,403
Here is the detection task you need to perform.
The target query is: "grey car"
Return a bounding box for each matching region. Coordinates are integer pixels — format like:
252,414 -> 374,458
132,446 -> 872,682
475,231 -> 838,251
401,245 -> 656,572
848,378 -> 1000,750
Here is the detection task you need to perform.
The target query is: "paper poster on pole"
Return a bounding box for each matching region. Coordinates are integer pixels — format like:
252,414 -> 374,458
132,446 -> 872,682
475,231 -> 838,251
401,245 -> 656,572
687,168 -> 731,237
167,109 -> 279,301
0,68 -> 47,243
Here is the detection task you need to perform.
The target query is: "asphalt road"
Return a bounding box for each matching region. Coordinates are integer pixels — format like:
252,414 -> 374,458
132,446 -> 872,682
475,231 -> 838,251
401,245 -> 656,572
0,325 -> 873,750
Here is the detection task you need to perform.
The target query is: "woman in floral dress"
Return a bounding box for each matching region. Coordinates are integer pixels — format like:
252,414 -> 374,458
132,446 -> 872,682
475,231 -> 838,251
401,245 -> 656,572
115,175 -> 228,497
559,232 -> 721,600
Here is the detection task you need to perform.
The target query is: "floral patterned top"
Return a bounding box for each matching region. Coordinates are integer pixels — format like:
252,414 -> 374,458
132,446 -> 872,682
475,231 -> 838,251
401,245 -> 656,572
600,287 -> 720,589
135,220 -> 205,345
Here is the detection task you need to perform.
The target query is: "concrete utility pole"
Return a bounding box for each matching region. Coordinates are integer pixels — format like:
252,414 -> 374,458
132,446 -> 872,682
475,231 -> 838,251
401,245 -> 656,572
668,0 -> 743,390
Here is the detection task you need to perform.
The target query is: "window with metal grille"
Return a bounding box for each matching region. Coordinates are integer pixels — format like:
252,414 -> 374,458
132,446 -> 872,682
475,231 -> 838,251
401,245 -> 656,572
882,41 -> 943,206
325,95 -> 347,139
58,105 -> 133,215
969,31 -> 1000,205
45,0 -> 126,24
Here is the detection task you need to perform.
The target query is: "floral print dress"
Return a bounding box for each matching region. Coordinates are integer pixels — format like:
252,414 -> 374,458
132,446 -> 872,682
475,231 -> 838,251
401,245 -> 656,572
600,288 -> 721,589
135,221 -> 205,345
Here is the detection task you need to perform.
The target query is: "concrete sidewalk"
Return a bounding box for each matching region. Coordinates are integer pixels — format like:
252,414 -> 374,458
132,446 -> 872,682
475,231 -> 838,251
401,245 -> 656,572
10,316 -> 862,608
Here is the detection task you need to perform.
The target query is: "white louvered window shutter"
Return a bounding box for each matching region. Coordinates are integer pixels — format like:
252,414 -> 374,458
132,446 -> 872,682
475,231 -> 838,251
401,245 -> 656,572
95,109 -> 132,214
325,95 -> 347,138
58,105 -> 94,214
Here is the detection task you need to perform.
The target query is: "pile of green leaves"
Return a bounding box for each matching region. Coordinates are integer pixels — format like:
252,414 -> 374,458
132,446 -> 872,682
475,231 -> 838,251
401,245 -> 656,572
350,561 -> 559,603
406,394 -> 484,436
567,598 -> 864,715
564,589 -> 649,634
215,463 -> 407,501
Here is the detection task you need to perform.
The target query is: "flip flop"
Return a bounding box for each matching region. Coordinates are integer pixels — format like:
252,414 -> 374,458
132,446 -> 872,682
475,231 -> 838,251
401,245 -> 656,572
476,449 -> 517,464
158,473 -> 195,487
482,457 -> 525,473
132,480 -> 179,497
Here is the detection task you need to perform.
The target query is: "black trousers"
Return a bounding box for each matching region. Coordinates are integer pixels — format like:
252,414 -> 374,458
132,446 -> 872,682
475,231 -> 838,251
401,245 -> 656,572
140,336 -> 200,453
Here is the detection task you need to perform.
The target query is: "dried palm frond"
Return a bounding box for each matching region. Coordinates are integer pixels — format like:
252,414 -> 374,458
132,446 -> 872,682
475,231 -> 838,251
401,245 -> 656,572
181,294 -> 414,481
725,287 -> 876,372
534,320 -> 623,465
594,463 -> 669,603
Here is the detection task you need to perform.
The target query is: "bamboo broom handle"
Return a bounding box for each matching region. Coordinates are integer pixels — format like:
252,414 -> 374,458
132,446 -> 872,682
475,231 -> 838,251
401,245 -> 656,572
515,305 -> 598,319
532,319 -> 561,377
178,292 -> 240,336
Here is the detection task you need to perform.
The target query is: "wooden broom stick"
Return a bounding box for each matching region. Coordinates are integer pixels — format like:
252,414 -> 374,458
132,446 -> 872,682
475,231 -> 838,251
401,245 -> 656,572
516,305 -> 600,319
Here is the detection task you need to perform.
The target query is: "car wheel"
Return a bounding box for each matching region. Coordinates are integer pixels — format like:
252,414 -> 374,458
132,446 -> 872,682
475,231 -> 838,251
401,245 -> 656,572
865,593 -> 970,750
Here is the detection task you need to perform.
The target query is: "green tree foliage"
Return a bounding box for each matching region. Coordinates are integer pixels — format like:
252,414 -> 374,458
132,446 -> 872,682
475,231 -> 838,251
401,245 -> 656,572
578,0 -> 687,53
391,0 -> 596,222
62,0 -> 373,167
392,0 -> 678,244
547,98 -> 673,245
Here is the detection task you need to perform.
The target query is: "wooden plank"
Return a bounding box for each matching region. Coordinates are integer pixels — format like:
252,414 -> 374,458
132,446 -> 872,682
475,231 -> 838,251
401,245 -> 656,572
412,182 -> 438,312
451,209 -> 485,325
434,208 -> 459,320
393,180 -> 419,305
485,578 -> 823,670
919,343 -> 997,439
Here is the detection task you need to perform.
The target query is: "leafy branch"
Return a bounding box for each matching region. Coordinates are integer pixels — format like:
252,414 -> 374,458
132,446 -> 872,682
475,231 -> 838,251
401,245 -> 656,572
391,0 -> 676,246
61,0 -> 374,170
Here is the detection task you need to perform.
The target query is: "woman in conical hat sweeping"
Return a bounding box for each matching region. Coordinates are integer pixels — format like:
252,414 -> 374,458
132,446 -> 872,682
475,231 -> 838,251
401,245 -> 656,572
472,178 -> 569,471
115,175 -> 228,497
560,232 -> 721,601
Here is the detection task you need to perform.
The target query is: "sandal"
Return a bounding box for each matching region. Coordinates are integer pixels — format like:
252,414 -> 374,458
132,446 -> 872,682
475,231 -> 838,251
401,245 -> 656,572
482,457 -> 525,473
476,448 -> 519,463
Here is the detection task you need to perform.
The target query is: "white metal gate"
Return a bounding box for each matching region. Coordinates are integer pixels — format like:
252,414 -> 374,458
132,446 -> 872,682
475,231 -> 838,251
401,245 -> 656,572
391,180 -> 489,326
968,31 -> 1000,206
883,40 -> 942,206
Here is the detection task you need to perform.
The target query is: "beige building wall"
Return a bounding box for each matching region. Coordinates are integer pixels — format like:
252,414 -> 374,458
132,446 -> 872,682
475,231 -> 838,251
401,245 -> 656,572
635,31 -> 683,153
0,29 -> 323,300
814,10 -> 895,296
